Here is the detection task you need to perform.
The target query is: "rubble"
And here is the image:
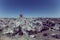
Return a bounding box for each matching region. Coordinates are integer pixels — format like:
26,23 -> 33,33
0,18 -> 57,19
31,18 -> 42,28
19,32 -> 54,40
51,33 -> 60,39
0,15 -> 60,40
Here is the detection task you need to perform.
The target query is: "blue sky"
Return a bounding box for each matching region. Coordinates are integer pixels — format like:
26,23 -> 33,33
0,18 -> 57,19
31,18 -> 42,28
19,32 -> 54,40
0,0 -> 60,18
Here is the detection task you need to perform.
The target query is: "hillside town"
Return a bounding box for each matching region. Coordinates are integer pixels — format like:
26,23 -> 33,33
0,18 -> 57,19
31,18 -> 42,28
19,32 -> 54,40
0,14 -> 60,40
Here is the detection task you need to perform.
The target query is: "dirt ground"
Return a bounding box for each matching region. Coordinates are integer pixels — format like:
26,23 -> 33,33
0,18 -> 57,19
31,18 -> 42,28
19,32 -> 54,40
0,30 -> 60,40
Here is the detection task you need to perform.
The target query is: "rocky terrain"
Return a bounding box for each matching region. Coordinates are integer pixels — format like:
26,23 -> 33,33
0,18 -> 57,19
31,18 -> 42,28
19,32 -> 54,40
0,15 -> 60,40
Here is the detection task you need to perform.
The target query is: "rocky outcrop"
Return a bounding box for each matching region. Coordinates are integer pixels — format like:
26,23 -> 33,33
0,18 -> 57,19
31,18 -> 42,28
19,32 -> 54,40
0,15 -> 60,40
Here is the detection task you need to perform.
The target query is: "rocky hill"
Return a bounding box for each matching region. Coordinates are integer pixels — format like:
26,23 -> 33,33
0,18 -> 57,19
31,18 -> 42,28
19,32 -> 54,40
0,15 -> 60,40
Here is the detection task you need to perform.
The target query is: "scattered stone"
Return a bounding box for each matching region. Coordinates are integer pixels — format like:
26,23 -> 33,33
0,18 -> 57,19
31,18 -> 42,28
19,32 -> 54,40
51,33 -> 60,39
43,33 -> 48,36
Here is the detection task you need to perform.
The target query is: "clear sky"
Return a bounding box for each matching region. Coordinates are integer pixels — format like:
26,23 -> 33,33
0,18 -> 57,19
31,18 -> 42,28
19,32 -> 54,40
0,0 -> 60,18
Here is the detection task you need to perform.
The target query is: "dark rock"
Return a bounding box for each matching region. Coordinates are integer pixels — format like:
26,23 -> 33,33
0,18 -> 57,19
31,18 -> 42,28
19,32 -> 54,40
40,27 -> 49,32
43,33 -> 48,36
26,30 -> 38,35
36,22 -> 41,26
0,29 -> 3,32
52,34 -> 60,39
18,31 -> 23,35
51,23 -> 55,26
6,33 -> 13,37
